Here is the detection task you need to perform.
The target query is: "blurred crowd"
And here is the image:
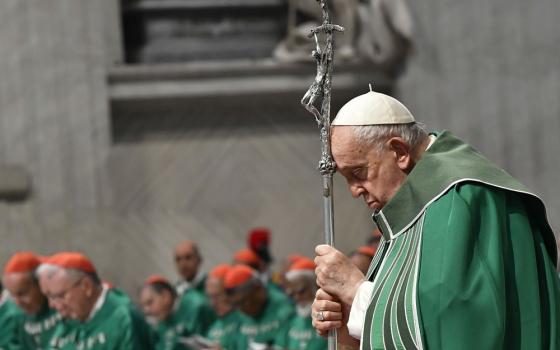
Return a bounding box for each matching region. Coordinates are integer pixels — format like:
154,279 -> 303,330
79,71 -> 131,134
0,228 -> 381,350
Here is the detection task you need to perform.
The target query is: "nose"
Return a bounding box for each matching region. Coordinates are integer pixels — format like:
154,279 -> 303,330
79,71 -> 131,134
349,182 -> 365,198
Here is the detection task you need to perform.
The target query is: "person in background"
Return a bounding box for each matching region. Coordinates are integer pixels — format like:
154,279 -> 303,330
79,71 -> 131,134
141,275 -> 203,350
205,265 -> 243,350
234,249 -> 289,304
366,229 -> 382,249
276,254 -> 308,291
247,228 -> 273,271
174,241 -> 216,335
348,246 -> 376,275
278,258 -> 327,350
2,252 -> 62,349
233,248 -> 263,271
225,265 -> 294,350
175,241 -> 206,295
0,279 -> 23,350
38,252 -> 154,350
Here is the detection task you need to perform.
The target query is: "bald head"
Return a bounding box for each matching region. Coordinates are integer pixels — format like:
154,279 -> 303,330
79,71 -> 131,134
174,240 -> 201,282
2,272 -> 46,315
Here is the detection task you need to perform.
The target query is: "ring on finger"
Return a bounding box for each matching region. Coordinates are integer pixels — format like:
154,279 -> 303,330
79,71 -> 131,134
316,311 -> 325,321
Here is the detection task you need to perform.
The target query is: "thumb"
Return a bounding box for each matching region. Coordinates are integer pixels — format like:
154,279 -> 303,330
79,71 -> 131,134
315,244 -> 334,256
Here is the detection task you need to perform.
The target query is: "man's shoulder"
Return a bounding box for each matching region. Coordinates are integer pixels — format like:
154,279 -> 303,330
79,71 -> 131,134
430,181 -> 531,212
178,288 -> 207,306
266,291 -> 295,319
0,299 -> 23,317
101,291 -> 139,323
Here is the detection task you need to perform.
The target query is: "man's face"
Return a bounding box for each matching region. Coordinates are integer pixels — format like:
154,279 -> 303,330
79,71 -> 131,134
174,241 -> 201,282
284,278 -> 314,306
331,126 -> 409,211
229,285 -> 264,317
44,270 -> 94,321
139,287 -> 173,322
2,273 -> 46,315
205,277 -> 232,317
38,273 -> 66,317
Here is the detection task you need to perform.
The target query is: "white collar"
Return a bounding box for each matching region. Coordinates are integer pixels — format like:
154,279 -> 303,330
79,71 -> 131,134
86,285 -> 108,322
0,290 -> 10,307
426,134 -> 437,150
177,271 -> 204,294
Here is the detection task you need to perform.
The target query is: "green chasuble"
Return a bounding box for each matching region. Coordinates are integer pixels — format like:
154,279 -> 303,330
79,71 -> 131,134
176,273 -> 207,298
51,288 -> 155,350
362,131 -> 560,350
206,311 -> 242,349
277,314 -> 327,350
107,287 -> 132,306
176,288 -> 216,336
0,297 -> 24,350
18,305 -> 62,350
234,289 -> 295,350
153,310 -> 193,350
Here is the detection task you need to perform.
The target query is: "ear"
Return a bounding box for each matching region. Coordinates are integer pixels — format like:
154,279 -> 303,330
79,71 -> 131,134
387,137 -> 412,171
81,277 -> 94,297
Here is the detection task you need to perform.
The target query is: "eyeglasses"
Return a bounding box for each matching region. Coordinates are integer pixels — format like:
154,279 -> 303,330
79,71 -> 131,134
48,277 -> 83,301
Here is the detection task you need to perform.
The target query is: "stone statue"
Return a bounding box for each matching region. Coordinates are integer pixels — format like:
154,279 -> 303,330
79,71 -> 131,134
274,0 -> 414,76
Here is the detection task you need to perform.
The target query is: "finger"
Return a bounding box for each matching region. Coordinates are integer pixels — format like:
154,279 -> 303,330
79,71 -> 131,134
312,300 -> 342,313
314,310 -> 343,321
315,288 -> 336,301
312,319 -> 343,332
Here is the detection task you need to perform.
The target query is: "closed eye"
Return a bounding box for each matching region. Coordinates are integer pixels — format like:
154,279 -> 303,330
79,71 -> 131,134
351,167 -> 367,181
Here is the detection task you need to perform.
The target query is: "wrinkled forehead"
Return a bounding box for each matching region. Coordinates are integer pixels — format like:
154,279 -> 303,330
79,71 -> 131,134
139,286 -> 158,301
331,127 -> 371,169
206,277 -> 224,291
2,272 -> 34,289
174,241 -> 198,257
47,269 -> 73,288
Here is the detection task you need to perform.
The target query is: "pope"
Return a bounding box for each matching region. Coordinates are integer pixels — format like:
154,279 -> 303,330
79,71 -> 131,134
312,90 -> 560,350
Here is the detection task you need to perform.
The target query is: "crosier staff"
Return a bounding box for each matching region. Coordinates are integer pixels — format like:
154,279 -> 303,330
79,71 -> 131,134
300,1 -> 344,349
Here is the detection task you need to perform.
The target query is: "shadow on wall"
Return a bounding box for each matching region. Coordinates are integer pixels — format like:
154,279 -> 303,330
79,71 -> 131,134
110,89 -> 385,143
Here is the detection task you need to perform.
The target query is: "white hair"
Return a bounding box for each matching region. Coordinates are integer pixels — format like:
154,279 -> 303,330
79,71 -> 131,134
36,264 -> 99,285
352,122 -> 429,152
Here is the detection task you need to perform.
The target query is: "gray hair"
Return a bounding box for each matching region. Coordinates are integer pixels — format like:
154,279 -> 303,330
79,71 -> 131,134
352,122 -> 429,152
36,264 -> 100,286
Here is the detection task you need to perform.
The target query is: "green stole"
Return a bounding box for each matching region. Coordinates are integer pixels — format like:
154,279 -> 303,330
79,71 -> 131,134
20,305 -> 62,349
362,131 -> 559,350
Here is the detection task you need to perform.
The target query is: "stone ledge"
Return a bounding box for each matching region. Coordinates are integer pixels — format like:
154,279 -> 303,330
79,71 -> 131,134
124,0 -> 285,13
108,59 -> 394,101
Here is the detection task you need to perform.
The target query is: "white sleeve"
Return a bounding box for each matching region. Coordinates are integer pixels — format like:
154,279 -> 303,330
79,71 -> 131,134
347,281 -> 374,340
